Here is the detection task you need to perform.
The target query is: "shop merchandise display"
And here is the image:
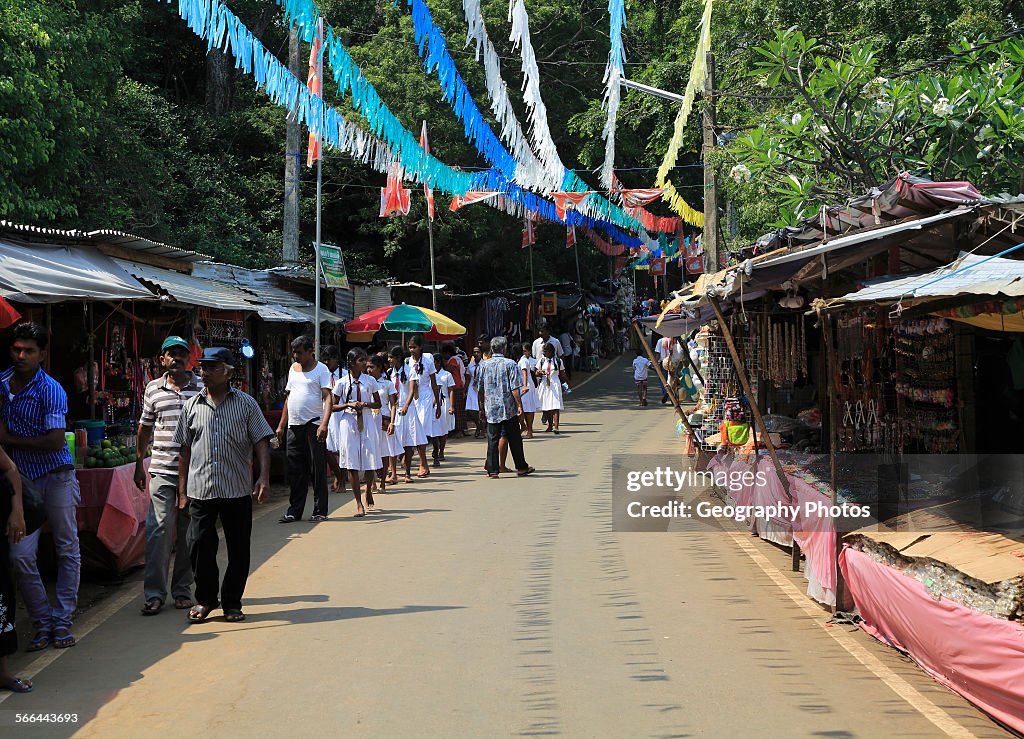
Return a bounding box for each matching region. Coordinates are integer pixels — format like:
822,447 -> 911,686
894,318 -> 958,453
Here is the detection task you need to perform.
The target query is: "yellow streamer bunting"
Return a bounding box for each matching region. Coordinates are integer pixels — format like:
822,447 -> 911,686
654,0 -> 713,225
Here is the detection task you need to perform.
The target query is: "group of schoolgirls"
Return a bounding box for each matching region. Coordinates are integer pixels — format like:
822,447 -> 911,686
320,337 -> 458,516
464,339 -> 567,438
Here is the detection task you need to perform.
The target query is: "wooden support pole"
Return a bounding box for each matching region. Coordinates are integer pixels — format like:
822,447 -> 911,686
823,312 -> 846,610
708,297 -> 800,571
633,323 -> 700,447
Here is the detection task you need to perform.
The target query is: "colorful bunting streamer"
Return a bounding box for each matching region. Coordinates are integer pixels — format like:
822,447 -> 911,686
380,164 -> 412,217
584,229 -> 626,256
306,17 -> 324,167
599,0 -> 626,190
653,0 -> 713,225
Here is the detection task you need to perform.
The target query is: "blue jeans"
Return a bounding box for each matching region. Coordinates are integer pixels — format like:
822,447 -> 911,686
10,468 -> 81,632
144,473 -> 193,604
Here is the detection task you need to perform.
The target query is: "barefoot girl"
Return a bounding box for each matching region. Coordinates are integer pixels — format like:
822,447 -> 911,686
332,348 -> 381,516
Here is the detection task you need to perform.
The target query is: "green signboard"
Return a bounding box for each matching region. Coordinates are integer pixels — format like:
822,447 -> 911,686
319,244 -> 349,289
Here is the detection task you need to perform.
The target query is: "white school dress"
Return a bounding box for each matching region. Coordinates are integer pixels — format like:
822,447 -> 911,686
390,367 -> 426,448
465,360 -> 481,412
332,372 -> 381,472
436,368 -> 457,433
407,354 -> 444,438
375,376 -> 403,459
518,355 -> 539,413
325,367 -> 350,454
535,356 -> 564,411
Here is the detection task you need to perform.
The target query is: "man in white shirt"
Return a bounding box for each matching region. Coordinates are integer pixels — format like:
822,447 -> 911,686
275,336 -> 333,522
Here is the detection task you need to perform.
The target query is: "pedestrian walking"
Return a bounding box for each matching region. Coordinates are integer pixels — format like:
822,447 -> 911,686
405,336 -> 441,478
174,347 -> 275,624
276,336 -> 332,524
1,322 -> 81,651
518,343 -> 538,438
440,344 -> 467,436
632,350 -> 653,407
532,321 -> 562,428
135,335 -> 202,616
0,443 -> 32,691
432,354 -> 456,465
366,355 -> 399,492
465,346 -> 484,438
331,349 -> 381,517
320,345 -> 347,494
478,336 -> 534,479
535,343 -> 566,434
388,346 -> 422,483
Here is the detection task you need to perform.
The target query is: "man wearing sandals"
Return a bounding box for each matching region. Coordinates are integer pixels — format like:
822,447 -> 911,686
478,337 -> 534,479
174,348 -> 275,624
0,322 -> 81,652
135,336 -> 202,616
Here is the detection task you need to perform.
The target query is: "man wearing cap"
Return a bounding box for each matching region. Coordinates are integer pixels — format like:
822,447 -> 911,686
135,336 -> 202,616
173,348 -> 275,624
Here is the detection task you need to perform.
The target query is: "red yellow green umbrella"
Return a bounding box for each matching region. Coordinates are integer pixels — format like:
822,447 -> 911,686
345,303 -> 465,340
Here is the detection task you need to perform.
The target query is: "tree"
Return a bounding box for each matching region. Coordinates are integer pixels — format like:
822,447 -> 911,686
725,30 -> 1024,226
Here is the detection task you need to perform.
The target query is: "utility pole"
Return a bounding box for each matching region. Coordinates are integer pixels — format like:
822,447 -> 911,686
283,27 -> 301,265
702,53 -> 719,272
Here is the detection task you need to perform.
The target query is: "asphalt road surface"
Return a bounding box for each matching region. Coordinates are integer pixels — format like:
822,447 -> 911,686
0,355 -> 1012,738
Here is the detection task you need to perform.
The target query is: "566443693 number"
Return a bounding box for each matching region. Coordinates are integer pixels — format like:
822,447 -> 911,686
15,714 -> 79,723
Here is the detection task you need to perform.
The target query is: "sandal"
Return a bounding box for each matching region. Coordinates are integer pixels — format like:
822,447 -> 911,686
516,467 -> 536,477
141,597 -> 164,616
417,469 -> 430,478
0,677 -> 33,693
223,609 -> 246,623
188,604 -> 217,624
52,626 -> 76,649
26,630 -> 50,652
174,597 -> 194,610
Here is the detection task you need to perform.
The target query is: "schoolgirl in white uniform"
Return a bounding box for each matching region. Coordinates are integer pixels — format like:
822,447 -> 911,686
535,343 -> 566,434
518,343 -> 539,437
404,336 -> 440,478
332,348 -> 381,516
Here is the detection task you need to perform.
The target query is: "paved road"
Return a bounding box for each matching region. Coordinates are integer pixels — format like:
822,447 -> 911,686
1,356 -> 1011,737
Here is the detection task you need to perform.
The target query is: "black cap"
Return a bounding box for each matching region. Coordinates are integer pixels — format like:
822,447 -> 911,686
199,347 -> 234,366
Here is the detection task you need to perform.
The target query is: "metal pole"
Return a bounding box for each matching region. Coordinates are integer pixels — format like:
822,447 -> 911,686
824,312 -> 846,610
529,242 -> 537,328
314,154 -> 323,356
428,218 -> 438,312
87,301 -> 95,420
574,239 -> 583,293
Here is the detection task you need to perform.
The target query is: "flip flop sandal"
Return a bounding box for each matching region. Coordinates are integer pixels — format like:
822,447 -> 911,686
516,467 -> 536,477
188,604 -> 217,624
174,597 -> 194,610
141,598 -> 164,616
223,609 -> 246,623
0,677 -> 33,693
26,631 -> 50,652
52,627 -> 76,649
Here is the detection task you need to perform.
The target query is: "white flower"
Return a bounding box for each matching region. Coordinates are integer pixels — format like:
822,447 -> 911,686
729,164 -> 752,183
873,99 -> 893,114
932,97 -> 952,117
818,124 -> 830,135
791,113 -> 803,126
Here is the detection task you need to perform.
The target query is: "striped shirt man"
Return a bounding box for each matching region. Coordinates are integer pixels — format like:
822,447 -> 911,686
0,366 -> 72,480
173,387 -> 275,501
139,372 -> 203,477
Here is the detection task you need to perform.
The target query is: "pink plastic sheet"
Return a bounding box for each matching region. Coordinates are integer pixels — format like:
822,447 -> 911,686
841,546 -> 1024,733
77,460 -> 149,569
791,478 -> 836,592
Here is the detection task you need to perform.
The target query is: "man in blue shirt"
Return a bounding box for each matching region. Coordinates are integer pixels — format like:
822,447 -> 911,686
477,336 -> 534,479
0,322 -> 80,651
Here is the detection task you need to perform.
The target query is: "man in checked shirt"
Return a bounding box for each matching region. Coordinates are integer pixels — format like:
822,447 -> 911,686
174,347 -> 275,624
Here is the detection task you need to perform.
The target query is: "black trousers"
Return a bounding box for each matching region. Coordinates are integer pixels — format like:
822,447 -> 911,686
286,421 -> 329,519
188,496 -> 252,611
486,417 -> 529,474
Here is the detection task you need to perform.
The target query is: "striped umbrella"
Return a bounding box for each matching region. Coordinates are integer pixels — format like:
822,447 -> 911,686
345,303 -> 465,340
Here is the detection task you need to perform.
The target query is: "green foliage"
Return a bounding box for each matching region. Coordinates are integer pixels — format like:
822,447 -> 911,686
726,29 -> 1024,225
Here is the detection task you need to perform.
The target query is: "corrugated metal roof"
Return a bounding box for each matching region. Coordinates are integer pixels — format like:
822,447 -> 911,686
289,305 -> 346,325
88,230 -> 209,262
193,262 -> 311,306
0,221 -> 89,240
114,259 -> 257,310
255,304 -> 313,322
352,285 -> 393,316
829,253 -> 1024,306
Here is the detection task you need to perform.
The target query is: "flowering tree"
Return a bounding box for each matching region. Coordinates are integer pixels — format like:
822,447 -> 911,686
727,30 -> 1024,225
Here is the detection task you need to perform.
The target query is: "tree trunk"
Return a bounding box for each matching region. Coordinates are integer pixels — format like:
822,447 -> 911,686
282,27 -> 301,265
205,49 -> 233,115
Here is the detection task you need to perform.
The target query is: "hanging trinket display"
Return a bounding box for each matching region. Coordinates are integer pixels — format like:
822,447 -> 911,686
761,313 -> 808,388
698,320 -> 759,451
894,318 -> 958,453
